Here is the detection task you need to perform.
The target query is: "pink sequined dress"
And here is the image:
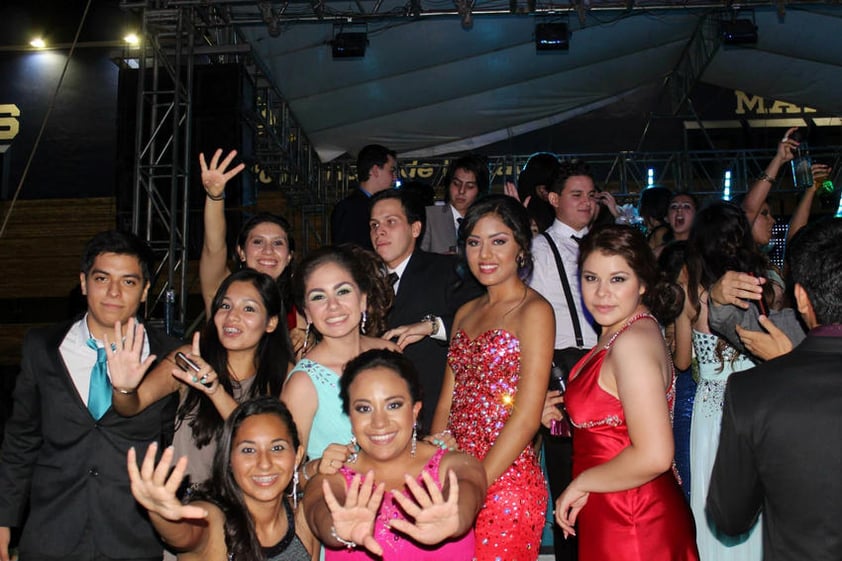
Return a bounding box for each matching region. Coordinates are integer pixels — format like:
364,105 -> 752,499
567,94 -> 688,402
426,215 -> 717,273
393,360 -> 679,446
326,448 -> 476,561
447,329 -> 547,561
565,313 -> 699,561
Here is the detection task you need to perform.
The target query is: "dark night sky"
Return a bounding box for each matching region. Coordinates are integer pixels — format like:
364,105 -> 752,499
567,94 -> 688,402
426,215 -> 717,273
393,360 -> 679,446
0,1 -> 132,47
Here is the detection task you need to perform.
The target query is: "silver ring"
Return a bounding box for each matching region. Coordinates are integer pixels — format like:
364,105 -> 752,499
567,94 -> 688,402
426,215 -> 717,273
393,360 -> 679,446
110,343 -> 118,352
781,136 -> 789,142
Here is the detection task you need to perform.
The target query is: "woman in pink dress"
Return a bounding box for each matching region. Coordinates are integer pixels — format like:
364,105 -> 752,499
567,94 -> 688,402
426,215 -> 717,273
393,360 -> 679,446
432,195 -> 555,561
554,225 -> 698,561
303,349 -> 487,560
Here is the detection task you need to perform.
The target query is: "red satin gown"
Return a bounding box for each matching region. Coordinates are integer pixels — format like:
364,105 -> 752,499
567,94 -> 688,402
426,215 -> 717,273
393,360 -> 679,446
564,314 -> 699,561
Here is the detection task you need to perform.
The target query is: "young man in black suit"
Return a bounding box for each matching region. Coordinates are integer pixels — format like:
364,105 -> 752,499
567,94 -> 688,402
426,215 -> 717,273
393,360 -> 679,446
707,217 -> 842,561
370,189 -> 481,431
331,144 -> 398,249
0,231 -> 179,561
421,154 -> 489,254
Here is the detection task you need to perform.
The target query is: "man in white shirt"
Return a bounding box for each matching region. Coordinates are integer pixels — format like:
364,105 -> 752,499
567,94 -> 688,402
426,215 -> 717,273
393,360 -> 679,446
0,231 -> 179,561
528,159 -> 599,561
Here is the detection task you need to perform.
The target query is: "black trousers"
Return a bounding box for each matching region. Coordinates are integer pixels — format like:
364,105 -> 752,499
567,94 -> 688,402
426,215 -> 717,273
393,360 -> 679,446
543,430 -> 578,561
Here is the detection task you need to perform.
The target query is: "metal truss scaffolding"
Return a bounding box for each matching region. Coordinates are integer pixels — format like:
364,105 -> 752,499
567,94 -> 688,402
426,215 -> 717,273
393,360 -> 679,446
121,0 -> 324,333
129,3 -> 194,334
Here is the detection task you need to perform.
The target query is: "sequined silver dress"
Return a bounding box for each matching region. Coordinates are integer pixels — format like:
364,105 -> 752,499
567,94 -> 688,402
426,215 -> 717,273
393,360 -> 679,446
689,330 -> 762,561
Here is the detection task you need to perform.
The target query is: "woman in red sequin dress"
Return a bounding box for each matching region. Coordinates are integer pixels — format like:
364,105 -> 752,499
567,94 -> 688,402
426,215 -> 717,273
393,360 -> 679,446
432,195 -> 555,561
554,225 -> 699,561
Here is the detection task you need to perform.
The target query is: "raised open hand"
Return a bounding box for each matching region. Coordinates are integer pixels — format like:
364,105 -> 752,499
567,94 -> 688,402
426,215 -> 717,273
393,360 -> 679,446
127,443 -> 208,522
199,149 -> 245,200
323,471 -> 385,555
105,318 -> 155,393
389,469 -> 462,544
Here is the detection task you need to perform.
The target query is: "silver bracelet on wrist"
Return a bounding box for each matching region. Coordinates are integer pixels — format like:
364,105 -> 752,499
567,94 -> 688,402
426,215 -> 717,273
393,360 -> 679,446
330,526 -> 357,549
113,387 -> 137,395
301,458 -> 322,481
301,460 -> 314,482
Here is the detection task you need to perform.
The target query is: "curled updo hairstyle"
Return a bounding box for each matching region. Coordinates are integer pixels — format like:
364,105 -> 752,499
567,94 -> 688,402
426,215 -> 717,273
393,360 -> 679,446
293,244 -> 394,338
458,194 -> 534,281
340,349 -> 423,416
178,269 -> 291,448
578,224 -> 684,325
193,397 -> 301,561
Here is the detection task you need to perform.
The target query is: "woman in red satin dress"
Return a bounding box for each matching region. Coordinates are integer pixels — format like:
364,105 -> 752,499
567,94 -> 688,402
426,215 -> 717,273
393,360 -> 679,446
554,225 -> 699,561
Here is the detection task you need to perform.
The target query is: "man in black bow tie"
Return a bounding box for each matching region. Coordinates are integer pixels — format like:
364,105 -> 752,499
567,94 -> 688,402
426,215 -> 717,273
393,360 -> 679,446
370,189 -> 481,432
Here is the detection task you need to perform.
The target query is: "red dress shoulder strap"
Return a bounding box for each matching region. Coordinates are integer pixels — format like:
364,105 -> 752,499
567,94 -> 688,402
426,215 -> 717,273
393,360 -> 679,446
604,313 -> 659,350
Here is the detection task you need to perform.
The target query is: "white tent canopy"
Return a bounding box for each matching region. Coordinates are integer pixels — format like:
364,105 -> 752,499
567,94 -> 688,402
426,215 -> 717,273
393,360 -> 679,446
235,5 -> 842,161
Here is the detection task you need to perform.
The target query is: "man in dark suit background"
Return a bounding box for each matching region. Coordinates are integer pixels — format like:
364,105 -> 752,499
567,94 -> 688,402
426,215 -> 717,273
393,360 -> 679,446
370,189 -> 481,431
420,154 -> 489,255
0,231 -> 179,561
331,144 -> 397,249
707,217 -> 842,561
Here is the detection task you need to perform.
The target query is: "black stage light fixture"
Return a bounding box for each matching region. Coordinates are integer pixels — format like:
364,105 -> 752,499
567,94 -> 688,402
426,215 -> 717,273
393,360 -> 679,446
720,18 -> 758,45
332,32 -> 368,58
535,23 -> 570,51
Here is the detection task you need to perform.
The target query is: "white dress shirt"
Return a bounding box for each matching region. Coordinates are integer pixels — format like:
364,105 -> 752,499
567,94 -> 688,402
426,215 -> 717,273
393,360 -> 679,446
529,219 -> 598,349
449,204 -> 463,233
60,315 -> 151,406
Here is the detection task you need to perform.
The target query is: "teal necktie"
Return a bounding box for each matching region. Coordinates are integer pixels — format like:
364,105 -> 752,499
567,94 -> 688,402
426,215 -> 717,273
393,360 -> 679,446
86,338 -> 111,420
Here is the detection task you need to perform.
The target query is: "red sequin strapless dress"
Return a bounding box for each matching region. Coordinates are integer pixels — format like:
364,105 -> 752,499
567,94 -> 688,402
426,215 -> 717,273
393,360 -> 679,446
447,329 -> 547,561
565,314 -> 699,561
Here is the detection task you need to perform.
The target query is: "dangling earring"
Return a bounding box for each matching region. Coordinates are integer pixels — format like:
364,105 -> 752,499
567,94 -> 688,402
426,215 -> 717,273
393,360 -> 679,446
347,436 -> 359,463
411,423 -> 417,458
290,464 -> 300,509
360,311 -> 368,334
302,322 -> 311,355
516,253 -> 526,268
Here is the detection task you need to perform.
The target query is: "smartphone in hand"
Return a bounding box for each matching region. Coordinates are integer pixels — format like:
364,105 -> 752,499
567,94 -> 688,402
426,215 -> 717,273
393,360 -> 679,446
174,351 -> 200,373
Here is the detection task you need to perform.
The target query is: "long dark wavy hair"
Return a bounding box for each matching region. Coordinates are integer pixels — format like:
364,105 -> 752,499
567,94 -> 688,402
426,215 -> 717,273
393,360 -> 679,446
177,269 -> 293,448
191,397 -> 301,561
685,201 -> 773,367
292,244 -> 394,338
578,224 -> 684,325
458,194 -> 534,281
236,212 -> 296,315
685,201 -> 773,319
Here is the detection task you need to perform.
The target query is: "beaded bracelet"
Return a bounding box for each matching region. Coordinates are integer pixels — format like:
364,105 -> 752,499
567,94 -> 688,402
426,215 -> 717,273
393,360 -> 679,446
330,526 -> 357,549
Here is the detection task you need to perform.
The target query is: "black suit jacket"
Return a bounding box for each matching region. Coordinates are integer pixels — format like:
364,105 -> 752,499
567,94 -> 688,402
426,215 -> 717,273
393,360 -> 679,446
707,333 -> 842,561
331,187 -> 373,249
0,320 -> 179,559
387,250 -> 482,431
